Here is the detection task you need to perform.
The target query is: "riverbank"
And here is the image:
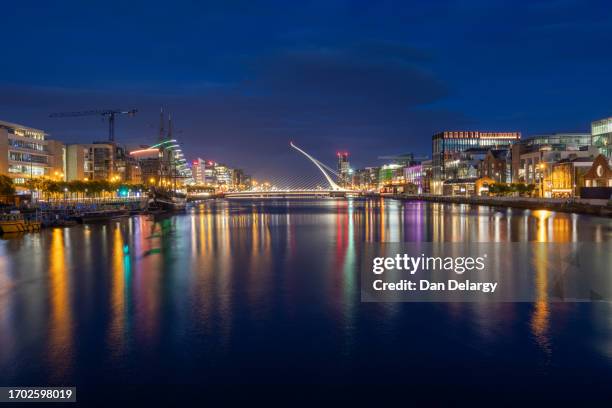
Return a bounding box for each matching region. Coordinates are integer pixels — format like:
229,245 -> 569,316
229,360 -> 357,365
395,194 -> 612,217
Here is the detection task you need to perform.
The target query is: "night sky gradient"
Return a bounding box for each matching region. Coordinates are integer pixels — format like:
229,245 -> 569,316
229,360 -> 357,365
2,0 -> 611,179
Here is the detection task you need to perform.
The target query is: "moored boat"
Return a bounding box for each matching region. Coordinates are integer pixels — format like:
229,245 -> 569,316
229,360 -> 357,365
148,188 -> 187,213
0,212 -> 41,234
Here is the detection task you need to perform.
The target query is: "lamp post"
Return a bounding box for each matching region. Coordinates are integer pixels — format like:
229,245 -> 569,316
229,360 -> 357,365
539,162 -> 546,198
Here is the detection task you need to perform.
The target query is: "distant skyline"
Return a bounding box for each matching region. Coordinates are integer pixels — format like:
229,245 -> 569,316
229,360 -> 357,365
1,0 -> 611,179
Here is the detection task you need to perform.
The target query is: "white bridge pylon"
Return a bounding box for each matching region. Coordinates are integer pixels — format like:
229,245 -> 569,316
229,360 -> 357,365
289,142 -> 346,191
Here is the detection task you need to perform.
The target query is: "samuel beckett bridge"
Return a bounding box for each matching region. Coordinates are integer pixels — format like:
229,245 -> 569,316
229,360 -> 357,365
223,142 -> 356,198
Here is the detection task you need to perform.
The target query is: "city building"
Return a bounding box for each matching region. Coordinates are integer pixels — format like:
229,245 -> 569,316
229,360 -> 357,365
521,133 -> 591,149
192,158 -> 206,184
404,160 -> 432,194
591,117 -> 612,159
124,154 -> 142,184
129,139 -> 192,187
432,131 -> 520,194
337,151 -> 351,186
550,157 -> 594,197
130,145 -> 161,184
511,133 -> 591,181
516,145 -> 599,197
378,163 -> 405,193
204,161 -> 216,185
581,154 -> 612,199
66,142 -> 115,181
232,168 -> 250,190
352,167 -> 379,191
443,147 -> 489,181
0,120 -> 65,188
480,149 -> 511,183
214,164 -> 232,188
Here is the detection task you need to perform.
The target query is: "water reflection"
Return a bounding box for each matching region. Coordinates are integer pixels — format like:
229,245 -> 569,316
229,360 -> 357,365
0,199 -> 610,386
48,228 -> 73,380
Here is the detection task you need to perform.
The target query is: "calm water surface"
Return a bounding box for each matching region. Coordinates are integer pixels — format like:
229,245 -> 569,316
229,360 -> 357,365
1,199 -> 611,401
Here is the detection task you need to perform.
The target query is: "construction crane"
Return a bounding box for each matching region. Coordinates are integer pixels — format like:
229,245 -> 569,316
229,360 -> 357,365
49,109 -> 137,142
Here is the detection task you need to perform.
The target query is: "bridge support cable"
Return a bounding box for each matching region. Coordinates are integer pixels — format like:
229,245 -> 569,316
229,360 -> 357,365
289,142 -> 344,191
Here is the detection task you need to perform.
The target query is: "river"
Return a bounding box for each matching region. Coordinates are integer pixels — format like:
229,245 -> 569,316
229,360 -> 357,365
0,198 -> 611,402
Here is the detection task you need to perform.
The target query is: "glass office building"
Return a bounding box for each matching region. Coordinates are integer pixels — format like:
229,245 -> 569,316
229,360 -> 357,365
591,117 -> 612,159
432,131 -> 521,194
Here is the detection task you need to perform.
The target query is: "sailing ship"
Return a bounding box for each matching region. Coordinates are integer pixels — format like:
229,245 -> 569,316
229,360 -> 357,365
146,110 -> 191,213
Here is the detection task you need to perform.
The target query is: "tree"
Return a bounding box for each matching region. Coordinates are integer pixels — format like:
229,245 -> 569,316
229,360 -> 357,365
0,175 -> 15,196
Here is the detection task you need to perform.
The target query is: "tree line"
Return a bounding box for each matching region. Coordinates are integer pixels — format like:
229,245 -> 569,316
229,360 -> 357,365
1,176 -> 147,199
487,182 -> 536,197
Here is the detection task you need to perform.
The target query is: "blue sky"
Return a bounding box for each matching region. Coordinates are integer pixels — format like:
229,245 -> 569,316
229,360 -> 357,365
1,0 -> 611,178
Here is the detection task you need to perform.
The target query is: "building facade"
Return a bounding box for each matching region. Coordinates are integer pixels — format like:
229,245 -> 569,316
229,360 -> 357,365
352,167 -> 379,191
581,154 -> 612,199
192,158 -> 206,185
0,120 -> 65,187
66,142 -> 115,181
480,149 -> 511,183
432,131 -> 520,194
337,152 -> 350,186
516,146 -> 599,197
591,117 -> 612,159
550,157 -> 593,197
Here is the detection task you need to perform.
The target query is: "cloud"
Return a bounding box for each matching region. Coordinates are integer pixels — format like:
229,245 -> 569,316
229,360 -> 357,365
0,42 -> 467,180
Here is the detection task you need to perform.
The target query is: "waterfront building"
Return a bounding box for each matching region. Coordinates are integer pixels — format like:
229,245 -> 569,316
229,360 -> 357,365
444,147 -> 489,181
404,160 -> 432,194
204,161 -> 216,185
517,145 -> 599,197
550,157 -> 594,198
0,120 -> 65,187
480,149 -> 511,183
232,168 -> 250,190
337,152 -> 351,186
66,142 -> 114,181
378,163 -> 405,193
378,153 -> 415,166
432,131 -> 520,194
129,139 -> 192,187
352,167 -> 379,191
214,164 -> 232,188
442,177 -> 478,196
591,117 -> 612,159
521,133 -> 591,149
581,154 -> 612,199
124,155 -> 142,184
511,133 -> 591,182
192,158 -> 206,184
130,145 -> 161,184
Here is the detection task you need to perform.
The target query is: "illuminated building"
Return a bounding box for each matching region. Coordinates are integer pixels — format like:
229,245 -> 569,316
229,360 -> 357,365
232,168 -> 250,190
516,146 -> 598,197
550,157 -> 593,198
378,163 -> 405,193
591,117 -> 612,159
511,133 -> 591,181
352,167 -> 379,191
432,131 -> 520,194
192,158 -> 205,184
204,161 -> 216,185
402,160 -> 432,194
214,164 -> 232,187
337,151 -> 350,186
0,120 -> 65,187
581,154 -> 612,198
129,139 -> 193,187
66,142 -> 114,181
480,149 -> 511,183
